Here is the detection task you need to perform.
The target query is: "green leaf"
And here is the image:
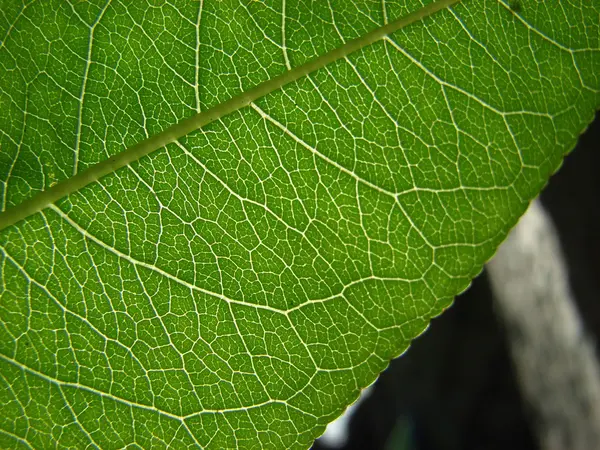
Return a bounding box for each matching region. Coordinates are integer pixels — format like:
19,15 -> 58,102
0,0 -> 598,448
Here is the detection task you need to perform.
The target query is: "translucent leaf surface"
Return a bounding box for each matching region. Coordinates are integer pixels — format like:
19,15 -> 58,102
0,0 -> 598,448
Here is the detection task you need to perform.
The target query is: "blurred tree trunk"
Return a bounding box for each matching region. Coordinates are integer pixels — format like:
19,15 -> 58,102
487,199 -> 600,450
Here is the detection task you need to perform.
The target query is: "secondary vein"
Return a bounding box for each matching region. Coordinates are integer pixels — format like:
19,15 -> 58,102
0,0 -> 461,232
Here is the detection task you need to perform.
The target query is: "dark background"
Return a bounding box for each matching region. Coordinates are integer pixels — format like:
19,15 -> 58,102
313,111 -> 600,450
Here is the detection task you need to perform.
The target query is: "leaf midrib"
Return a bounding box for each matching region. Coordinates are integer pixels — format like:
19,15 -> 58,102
0,0 -> 461,232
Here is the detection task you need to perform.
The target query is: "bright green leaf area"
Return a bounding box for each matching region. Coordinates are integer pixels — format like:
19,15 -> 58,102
0,0 -> 598,448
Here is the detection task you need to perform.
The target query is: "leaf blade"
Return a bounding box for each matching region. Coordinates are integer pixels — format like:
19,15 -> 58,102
0,0 -> 599,448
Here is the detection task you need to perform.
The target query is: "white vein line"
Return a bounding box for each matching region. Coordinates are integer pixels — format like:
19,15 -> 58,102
128,262 -> 205,412
0,351 -> 311,423
327,0 -> 347,45
0,126 -> 18,147
45,203 -> 419,314
179,132 -> 326,373
57,385 -> 102,450
381,0 -> 388,24
301,73 -> 362,174
121,163 -> 225,289
220,412 -> 241,450
239,2 -> 286,53
195,0 -> 204,112
72,0 -> 111,175
165,423 -> 188,448
212,123 -> 318,295
393,196 -> 436,249
0,243 -> 150,379
259,107 -> 312,222
384,36 -> 553,119
438,83 -> 471,184
45,190 -> 424,319
250,103 -> 398,198
181,420 -> 204,449
315,8 -> 428,189
0,1 -> 28,51
133,25 -> 194,89
356,180 -> 375,275
46,204 -> 286,316
173,139 -> 346,291
1,88 -> 28,211
0,352 -> 165,421
0,428 -> 33,450
173,140 -> 308,236
0,371 -> 33,447
447,8 -> 510,80
286,274 -> 414,314
185,398 -> 319,421
336,56 -> 427,183
250,103 -> 494,252
499,0 -> 597,93
500,0 -> 598,54
281,0 -> 292,70
225,300 -> 271,403
0,372 -> 27,426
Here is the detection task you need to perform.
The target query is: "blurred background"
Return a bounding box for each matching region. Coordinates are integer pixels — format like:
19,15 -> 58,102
313,111 -> 600,450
